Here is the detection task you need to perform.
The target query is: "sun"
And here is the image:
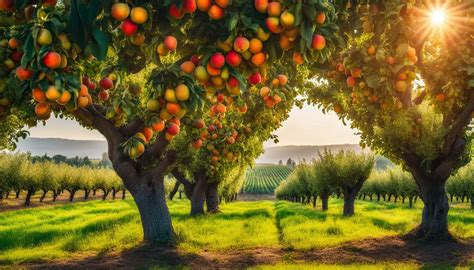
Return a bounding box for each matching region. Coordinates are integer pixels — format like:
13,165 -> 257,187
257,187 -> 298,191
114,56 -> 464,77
430,9 -> 446,26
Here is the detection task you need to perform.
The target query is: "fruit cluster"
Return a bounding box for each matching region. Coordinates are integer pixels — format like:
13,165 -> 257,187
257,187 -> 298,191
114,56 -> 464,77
180,54 -> 245,100
259,74 -> 288,108
169,0 -> 229,20
111,3 -> 149,37
256,0 -> 327,63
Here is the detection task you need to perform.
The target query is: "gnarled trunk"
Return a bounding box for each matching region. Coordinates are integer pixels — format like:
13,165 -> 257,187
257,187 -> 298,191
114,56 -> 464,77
112,188 -> 117,200
69,189 -> 77,202
312,195 -> 317,208
53,190 -> 59,201
122,189 -> 126,200
206,181 -> 219,213
15,190 -> 20,198
102,189 -> 109,200
343,193 -> 356,216
190,171 -> 207,215
24,189 -> 35,206
132,174 -> 175,245
168,181 -> 181,201
40,189 -> 48,202
84,189 -> 90,200
416,183 -> 450,239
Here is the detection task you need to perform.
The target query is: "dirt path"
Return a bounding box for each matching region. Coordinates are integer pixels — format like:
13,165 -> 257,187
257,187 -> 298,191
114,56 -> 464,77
21,236 -> 474,269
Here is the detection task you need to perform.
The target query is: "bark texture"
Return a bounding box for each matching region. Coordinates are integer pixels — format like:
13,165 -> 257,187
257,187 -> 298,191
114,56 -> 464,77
206,182 -> 220,213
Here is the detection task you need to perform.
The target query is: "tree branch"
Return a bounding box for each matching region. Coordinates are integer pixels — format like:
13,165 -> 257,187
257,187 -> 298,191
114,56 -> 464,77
119,117 -> 145,137
138,131 -> 169,167
149,150 -> 176,176
172,169 -> 193,188
413,90 -> 426,105
401,150 -> 429,186
434,137 -> 466,183
171,169 -> 194,199
73,105 -> 140,191
442,93 -> 474,156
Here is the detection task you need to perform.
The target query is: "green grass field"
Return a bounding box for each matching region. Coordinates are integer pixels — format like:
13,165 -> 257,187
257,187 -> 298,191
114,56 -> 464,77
0,198 -> 472,268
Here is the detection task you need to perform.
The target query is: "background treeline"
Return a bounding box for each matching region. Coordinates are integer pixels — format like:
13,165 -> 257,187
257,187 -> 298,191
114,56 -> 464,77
0,153 -> 123,205
276,151 -> 474,212
30,152 -> 112,168
0,153 -> 243,206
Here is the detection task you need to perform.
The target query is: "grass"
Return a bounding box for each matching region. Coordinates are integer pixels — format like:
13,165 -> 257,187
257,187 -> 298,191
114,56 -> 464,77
276,200 -> 473,250
0,198 -> 472,266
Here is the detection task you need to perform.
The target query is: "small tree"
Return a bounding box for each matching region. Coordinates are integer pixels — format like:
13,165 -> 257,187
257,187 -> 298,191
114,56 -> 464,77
319,150 -> 374,216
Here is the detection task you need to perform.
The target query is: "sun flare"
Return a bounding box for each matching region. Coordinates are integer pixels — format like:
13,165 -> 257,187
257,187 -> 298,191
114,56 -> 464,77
430,9 -> 446,26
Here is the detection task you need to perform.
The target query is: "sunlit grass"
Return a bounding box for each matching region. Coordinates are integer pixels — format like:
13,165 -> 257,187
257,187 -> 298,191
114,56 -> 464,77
174,201 -> 279,252
0,197 -> 472,265
275,199 -> 473,250
252,262 -> 420,270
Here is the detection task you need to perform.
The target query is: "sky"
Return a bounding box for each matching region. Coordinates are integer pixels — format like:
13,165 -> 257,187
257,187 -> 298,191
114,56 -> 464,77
27,104 -> 361,146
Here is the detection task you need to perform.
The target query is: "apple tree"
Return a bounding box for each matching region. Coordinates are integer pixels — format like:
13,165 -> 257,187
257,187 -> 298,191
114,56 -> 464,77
305,0 -> 473,239
0,0 -> 341,244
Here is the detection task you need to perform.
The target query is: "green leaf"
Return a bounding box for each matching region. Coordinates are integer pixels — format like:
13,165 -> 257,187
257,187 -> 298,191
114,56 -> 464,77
21,32 -> 36,68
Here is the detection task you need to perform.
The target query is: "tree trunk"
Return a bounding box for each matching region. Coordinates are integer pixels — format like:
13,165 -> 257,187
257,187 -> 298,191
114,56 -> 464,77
122,190 -> 126,200
376,193 -> 380,201
388,194 -> 392,202
409,196 -> 414,208
69,189 -> 76,202
93,189 -> 97,196
53,190 -> 59,201
178,192 -> 182,199
190,171 -> 208,215
169,181 -> 181,200
369,194 -> 373,201
40,189 -> 48,202
343,192 -> 357,216
321,193 -> 329,211
15,190 -> 20,198
102,190 -> 109,200
84,189 -> 90,200
24,189 -> 35,206
6,191 -> 10,198
132,174 -> 175,245
112,189 -> 117,200
206,181 -> 220,213
415,182 -> 450,239
312,195 -> 317,208
449,194 -> 453,202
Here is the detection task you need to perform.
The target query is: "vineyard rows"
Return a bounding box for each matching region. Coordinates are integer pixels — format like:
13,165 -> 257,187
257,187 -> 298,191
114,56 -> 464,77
243,165 -> 293,194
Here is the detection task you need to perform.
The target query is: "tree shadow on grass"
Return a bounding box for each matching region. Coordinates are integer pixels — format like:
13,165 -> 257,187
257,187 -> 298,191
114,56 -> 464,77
23,244 -> 285,269
22,236 -> 474,269
294,235 -> 474,268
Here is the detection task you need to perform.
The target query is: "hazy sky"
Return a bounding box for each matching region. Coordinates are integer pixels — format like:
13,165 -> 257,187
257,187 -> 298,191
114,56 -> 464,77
27,104 -> 361,146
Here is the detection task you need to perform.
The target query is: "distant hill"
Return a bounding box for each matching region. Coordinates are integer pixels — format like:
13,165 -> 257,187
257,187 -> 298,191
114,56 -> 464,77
255,144 -> 366,164
13,138 -> 391,169
15,137 -> 107,159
